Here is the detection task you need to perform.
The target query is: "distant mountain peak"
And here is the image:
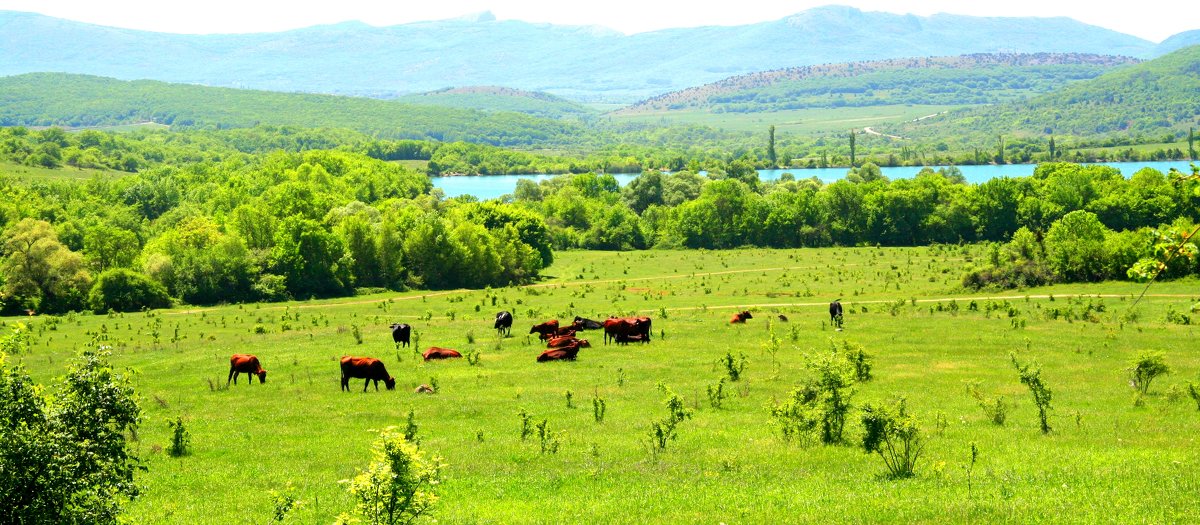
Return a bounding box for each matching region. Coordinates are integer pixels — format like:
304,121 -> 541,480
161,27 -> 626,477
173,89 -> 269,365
453,11 -> 497,23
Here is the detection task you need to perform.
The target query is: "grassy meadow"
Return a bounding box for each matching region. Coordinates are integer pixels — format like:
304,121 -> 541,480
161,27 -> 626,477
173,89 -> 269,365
609,105 -> 963,135
8,246 -> 1200,524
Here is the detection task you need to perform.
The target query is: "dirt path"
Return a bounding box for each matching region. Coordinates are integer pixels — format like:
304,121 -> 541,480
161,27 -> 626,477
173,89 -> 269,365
863,127 -> 905,140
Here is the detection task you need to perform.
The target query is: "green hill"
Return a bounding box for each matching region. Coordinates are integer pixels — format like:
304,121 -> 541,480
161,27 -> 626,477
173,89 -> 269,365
890,45 -> 1200,141
619,54 -> 1137,114
395,87 -> 596,120
0,73 -> 587,147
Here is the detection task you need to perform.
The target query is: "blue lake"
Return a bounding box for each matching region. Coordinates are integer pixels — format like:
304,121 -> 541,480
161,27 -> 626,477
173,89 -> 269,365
432,161 -> 1197,200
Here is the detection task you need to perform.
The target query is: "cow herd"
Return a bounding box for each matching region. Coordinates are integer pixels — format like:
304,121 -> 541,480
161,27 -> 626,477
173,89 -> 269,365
226,303 -> 844,392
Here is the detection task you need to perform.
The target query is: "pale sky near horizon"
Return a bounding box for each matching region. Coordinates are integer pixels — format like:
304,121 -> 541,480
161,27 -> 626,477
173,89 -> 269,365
0,0 -> 1192,42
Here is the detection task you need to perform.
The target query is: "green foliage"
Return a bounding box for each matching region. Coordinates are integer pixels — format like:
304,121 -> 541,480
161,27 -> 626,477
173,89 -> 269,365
1011,353 -> 1054,434
860,398 -> 925,478
647,385 -> 693,453
0,348 -> 141,524
0,322 -> 30,355
345,427 -> 443,525
1187,383 -> 1200,411
771,351 -> 856,444
1127,352 -> 1170,395
966,381 -> 1008,425
592,395 -> 606,423
404,410 -> 419,444
707,378 -> 728,409
1043,211 -> 1110,282
167,416 -> 190,457
720,351 -> 748,382
1,218 -> 92,313
88,268 -> 172,313
269,483 -> 303,523
833,340 -> 873,382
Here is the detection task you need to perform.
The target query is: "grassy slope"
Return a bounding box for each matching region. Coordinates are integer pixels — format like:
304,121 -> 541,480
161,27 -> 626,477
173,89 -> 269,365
10,247 -> 1200,523
610,105 -> 960,135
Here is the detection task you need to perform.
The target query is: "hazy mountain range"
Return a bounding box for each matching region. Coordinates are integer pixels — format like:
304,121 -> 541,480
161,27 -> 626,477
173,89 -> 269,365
0,6 -> 1194,102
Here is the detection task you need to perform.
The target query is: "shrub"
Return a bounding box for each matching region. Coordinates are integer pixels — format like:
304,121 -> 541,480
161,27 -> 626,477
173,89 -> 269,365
0,348 -> 141,524
345,427 -> 443,525
592,395 -> 606,423
720,351 -> 747,382
167,416 -> 190,457
517,409 -> 532,441
966,381 -> 1008,425
834,340 -> 872,382
707,378 -> 728,409
860,398 -> 925,478
535,419 -> 563,454
1128,352 -> 1170,394
771,351 -> 856,444
648,385 -> 692,452
404,410 -> 419,444
1188,383 -> 1200,411
1011,353 -> 1053,434
88,269 -> 172,313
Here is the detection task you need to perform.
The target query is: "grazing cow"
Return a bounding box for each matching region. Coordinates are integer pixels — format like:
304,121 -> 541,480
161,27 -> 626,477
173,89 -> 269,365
390,323 -> 411,348
730,310 -> 753,324
547,335 -> 590,348
495,311 -> 513,336
340,356 -> 396,392
227,354 -> 267,385
530,320 -> 559,341
422,347 -> 463,361
604,316 -> 652,345
573,316 -> 603,330
537,342 -> 581,362
830,300 -> 844,329
778,314 -> 789,322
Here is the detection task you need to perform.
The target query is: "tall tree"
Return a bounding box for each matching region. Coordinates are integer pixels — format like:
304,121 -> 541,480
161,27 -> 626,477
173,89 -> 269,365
1048,136 -> 1056,161
1189,127 -> 1196,160
767,125 -> 778,168
996,135 -> 1006,164
849,130 -> 857,168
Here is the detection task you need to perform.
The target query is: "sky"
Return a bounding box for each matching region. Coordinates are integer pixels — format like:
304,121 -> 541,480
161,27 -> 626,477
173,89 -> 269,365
0,0 -> 1192,42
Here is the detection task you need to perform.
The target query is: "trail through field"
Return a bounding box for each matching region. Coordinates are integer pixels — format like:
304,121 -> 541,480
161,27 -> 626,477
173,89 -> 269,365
863,127 -> 906,140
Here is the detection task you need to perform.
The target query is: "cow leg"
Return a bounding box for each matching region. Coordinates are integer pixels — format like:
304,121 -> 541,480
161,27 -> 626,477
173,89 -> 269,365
341,375 -> 349,392
363,379 -> 370,392
227,367 -> 234,386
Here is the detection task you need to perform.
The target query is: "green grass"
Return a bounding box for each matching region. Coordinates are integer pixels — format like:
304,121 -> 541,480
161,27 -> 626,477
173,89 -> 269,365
9,246 -> 1200,523
609,105 -> 965,135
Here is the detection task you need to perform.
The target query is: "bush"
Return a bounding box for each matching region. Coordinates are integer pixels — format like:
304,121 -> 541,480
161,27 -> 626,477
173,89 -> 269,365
1128,352 -> 1170,394
648,384 -> 692,453
1011,354 -> 1053,434
88,268 -> 172,313
771,351 -> 856,444
167,416 -> 190,457
0,348 -> 141,524
860,398 -> 925,478
345,427 -> 444,525
966,381 -> 1007,425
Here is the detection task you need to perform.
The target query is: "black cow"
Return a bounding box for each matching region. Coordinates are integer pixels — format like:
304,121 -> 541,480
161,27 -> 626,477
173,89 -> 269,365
495,311 -> 513,336
830,301 -> 844,329
390,323 -> 411,348
573,316 -> 603,330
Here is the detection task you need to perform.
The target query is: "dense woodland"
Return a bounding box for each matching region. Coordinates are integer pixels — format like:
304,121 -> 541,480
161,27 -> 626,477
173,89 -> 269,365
1,123 -> 1198,315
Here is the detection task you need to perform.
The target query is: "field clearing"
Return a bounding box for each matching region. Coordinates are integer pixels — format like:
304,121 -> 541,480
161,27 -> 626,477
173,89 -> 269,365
0,161 -> 123,182
9,246 -> 1200,524
609,105 -> 965,135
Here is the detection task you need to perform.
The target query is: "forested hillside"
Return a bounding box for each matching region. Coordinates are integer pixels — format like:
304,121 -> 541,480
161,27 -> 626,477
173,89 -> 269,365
394,87 -> 596,120
0,7 -> 1170,101
893,45 -> 1200,142
622,54 -> 1136,114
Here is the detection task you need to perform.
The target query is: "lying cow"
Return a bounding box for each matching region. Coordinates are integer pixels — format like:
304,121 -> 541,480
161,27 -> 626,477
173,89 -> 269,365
340,356 -> 396,392
390,323 -> 411,348
530,319 -> 559,341
228,354 -> 267,385
547,335 -> 590,348
573,316 -> 604,330
422,347 -> 463,361
730,310 -> 753,324
495,311 -> 513,336
615,333 -> 647,345
537,343 -> 581,362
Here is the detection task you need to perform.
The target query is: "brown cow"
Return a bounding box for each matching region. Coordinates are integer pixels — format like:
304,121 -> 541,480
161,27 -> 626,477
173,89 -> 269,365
530,320 -> 559,341
537,342 -> 581,362
340,356 -> 396,392
228,354 -> 267,385
604,316 -> 652,345
730,310 -> 753,324
547,336 -> 590,348
422,347 -> 463,361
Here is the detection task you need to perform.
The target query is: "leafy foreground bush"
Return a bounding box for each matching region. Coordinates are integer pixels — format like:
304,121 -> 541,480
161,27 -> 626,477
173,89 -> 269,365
0,347 -> 141,524
860,398 -> 925,478
1128,352 -> 1170,394
341,427 -> 444,525
771,350 -> 857,444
